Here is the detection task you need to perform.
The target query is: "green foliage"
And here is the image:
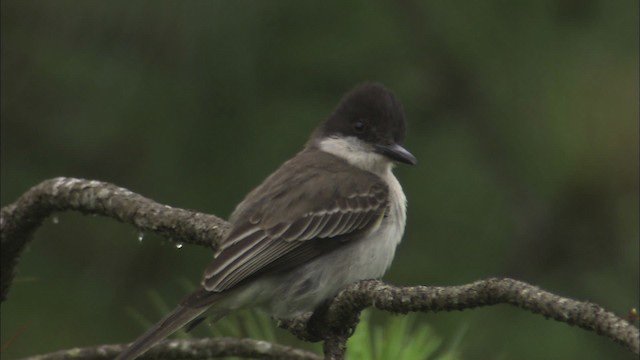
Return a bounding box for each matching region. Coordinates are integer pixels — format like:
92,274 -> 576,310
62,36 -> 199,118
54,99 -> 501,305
129,294 -> 464,360
347,311 -> 463,360
208,308 -> 278,343
127,287 -> 285,360
125,290 -> 190,339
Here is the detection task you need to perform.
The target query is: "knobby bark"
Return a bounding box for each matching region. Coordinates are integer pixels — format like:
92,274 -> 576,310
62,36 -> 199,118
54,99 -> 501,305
2,177 -> 639,359
18,338 -> 322,360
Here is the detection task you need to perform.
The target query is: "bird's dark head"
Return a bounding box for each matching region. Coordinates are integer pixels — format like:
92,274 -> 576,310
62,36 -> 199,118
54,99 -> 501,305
312,83 -> 416,168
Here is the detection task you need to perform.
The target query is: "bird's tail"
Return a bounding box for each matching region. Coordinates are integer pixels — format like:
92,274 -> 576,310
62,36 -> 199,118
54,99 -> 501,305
114,287 -> 227,360
115,304 -> 208,360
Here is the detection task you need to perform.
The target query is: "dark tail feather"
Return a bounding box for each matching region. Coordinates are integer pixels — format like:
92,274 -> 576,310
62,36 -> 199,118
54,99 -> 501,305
115,305 -> 208,360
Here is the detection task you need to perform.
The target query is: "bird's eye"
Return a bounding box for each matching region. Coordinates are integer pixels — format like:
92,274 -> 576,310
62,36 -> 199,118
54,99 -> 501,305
352,120 -> 366,134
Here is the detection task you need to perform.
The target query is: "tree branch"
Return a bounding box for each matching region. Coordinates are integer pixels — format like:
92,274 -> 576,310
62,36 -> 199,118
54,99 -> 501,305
19,337 -> 321,360
1,177 -> 230,301
277,279 -> 640,357
2,177 -> 639,359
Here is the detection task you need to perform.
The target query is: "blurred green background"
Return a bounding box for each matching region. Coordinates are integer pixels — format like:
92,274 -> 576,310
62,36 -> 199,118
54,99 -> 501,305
1,1 -> 638,359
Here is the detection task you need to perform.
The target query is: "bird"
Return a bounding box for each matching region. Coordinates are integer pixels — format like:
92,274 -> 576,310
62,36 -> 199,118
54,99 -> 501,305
116,82 -> 416,359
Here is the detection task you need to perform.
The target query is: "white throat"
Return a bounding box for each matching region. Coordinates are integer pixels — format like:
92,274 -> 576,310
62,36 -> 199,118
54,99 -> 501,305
317,136 -> 393,176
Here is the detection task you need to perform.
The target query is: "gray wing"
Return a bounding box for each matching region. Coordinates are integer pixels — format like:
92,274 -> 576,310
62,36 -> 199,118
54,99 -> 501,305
201,150 -> 389,292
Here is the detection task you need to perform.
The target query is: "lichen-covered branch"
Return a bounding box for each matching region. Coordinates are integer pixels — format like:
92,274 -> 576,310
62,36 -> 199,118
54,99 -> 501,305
2,177 -> 639,360
0,177 -> 230,301
19,337 -> 322,360
331,279 -> 639,355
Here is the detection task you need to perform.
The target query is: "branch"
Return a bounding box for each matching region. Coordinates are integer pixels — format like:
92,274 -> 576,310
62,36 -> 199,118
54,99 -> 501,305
280,279 -> 640,357
2,177 -> 639,359
1,177 -> 230,301
20,337 -> 321,360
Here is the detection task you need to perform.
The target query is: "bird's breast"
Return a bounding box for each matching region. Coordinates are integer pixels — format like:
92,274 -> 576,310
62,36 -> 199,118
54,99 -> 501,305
353,170 -> 407,278
246,170 -> 408,319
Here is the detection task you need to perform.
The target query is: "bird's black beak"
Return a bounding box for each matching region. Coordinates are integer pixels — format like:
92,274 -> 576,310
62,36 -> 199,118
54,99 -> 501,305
375,143 -> 417,165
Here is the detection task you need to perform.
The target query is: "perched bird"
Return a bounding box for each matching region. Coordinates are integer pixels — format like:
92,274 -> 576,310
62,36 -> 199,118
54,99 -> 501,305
116,82 -> 416,359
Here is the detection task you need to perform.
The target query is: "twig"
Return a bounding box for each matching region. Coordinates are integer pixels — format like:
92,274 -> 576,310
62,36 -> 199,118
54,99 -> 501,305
19,337 -> 322,360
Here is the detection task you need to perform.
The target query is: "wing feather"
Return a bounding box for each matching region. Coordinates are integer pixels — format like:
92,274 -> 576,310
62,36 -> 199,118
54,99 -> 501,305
301,212 -> 333,240
200,152 -> 390,293
317,211 -> 344,238
281,216 -> 314,241
298,215 -> 325,241
333,212 -> 353,235
204,230 -> 268,278
214,240 -> 297,290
